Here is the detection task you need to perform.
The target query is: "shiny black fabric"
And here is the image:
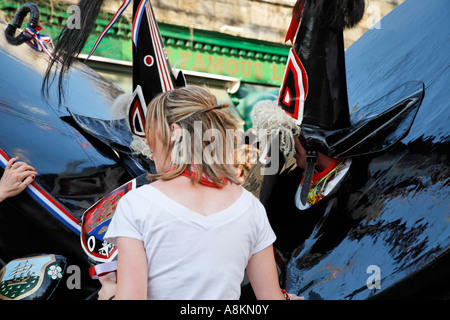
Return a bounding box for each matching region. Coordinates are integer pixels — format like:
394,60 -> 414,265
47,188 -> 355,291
291,0 -> 424,158
0,22 -> 143,298
248,0 -> 450,299
294,19 -> 351,131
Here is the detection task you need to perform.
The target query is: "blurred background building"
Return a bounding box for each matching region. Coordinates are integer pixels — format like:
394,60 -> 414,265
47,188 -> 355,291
0,0 -> 403,129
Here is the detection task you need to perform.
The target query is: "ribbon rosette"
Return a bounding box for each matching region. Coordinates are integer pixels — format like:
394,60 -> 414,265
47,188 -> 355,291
22,25 -> 56,60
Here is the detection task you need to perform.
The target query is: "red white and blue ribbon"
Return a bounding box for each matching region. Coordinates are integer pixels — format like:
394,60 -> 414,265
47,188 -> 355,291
145,0 -> 174,92
86,0 -> 132,59
22,25 -> 56,61
0,148 -> 81,235
132,0 -> 147,48
89,261 -> 118,279
285,0 -> 305,44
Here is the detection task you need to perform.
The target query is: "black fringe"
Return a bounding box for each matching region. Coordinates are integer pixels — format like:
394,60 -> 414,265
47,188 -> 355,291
292,0 -> 306,25
302,0 -> 365,30
42,0 -> 105,104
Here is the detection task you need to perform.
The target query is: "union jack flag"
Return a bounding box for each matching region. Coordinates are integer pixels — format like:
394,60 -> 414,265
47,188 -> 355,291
23,25 -> 55,61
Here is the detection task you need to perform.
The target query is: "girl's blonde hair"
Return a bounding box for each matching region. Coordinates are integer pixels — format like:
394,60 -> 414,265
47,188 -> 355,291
145,86 -> 241,186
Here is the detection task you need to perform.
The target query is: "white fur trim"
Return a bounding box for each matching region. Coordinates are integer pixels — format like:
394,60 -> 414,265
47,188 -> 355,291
251,100 -> 300,158
130,136 -> 153,160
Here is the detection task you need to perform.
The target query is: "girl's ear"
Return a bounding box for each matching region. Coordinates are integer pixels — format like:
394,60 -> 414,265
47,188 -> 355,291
170,123 -> 181,143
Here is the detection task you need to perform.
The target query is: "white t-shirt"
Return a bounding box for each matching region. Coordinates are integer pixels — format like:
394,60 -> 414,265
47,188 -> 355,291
104,184 -> 276,300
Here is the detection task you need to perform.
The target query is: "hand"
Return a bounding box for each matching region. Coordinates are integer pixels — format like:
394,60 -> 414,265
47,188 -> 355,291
98,272 -> 117,300
0,157 -> 36,202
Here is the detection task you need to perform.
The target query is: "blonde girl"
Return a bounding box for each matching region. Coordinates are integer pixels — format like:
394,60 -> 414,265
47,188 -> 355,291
101,86 -> 288,300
